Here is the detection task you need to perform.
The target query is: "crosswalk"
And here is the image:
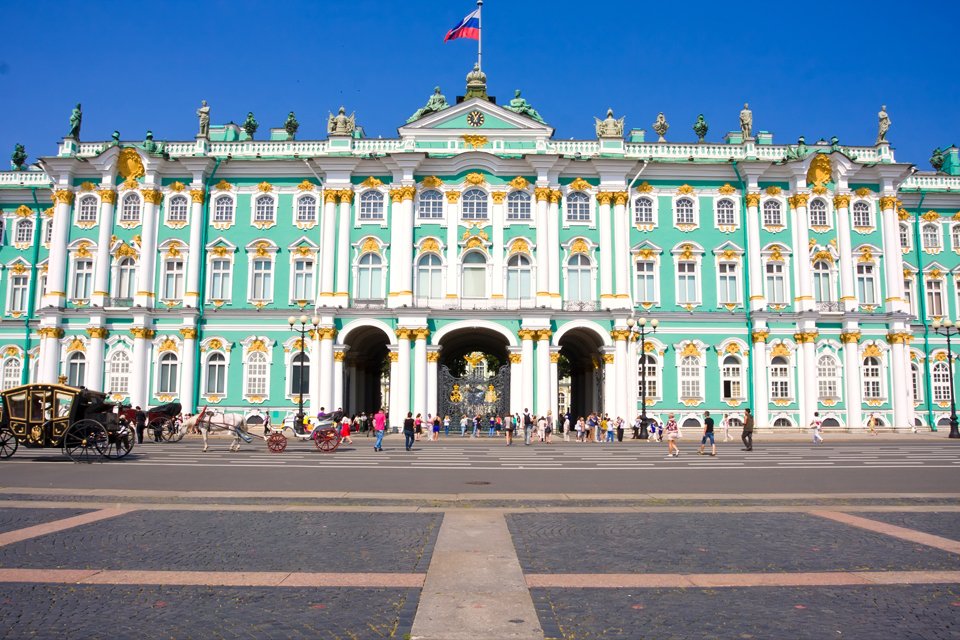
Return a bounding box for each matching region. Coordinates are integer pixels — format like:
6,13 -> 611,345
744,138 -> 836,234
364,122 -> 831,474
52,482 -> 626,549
4,439 -> 957,471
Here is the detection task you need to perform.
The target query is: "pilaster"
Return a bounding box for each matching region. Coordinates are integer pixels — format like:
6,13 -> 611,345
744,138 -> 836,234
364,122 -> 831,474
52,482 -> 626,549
445,191 -> 461,302
518,329 -> 536,413
751,328 -> 769,428
834,194 -> 856,312
85,327 -> 108,392
745,193 -> 764,311
841,327 -> 863,429
91,188 -> 117,307
317,327 -> 336,410
44,190 -> 74,308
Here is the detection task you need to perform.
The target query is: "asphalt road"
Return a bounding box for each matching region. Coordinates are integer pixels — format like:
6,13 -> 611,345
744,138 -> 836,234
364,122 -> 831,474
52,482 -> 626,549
1,438 -> 956,495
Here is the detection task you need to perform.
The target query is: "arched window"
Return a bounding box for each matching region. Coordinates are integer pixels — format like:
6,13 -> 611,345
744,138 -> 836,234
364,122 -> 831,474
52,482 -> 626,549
15,220 -> 33,245
359,191 -> 384,220
770,355 -> 790,399
911,362 -> 922,402
2,358 -> 21,390
115,258 -> 136,299
157,352 -> 179,395
721,355 -> 742,400
106,350 -> 130,397
566,254 -> 592,302
762,200 -> 782,226
821,417 -> 840,428
461,252 -> 487,298
635,197 -> 654,224
291,353 -> 309,396
817,355 -> 839,401
213,195 -> 234,223
77,195 -> 98,223
852,201 -> 871,227
679,355 -> 701,399
566,191 -> 590,222
205,352 -> 227,395
922,223 -> 940,249
809,198 -> 828,227
67,352 -> 86,387
813,260 -> 834,303
162,257 -> 185,300
506,254 -> 532,300
415,253 -> 442,300
245,352 -> 268,397
900,223 -> 911,250
296,195 -> 317,224
682,417 -> 701,430
72,259 -> 93,299
674,197 -> 695,225
167,195 -> 189,223
862,356 -> 882,399
120,193 -> 141,223
254,195 -> 275,223
461,188 -> 488,220
932,361 -> 950,403
638,354 -> 658,399
356,253 -> 383,300
774,417 -> 793,428
952,226 -> 960,251
418,190 -> 443,219
506,191 -> 531,220
715,198 -> 735,226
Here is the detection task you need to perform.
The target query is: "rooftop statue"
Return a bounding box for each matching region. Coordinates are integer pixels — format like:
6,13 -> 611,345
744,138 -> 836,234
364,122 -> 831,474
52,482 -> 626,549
328,106 -> 356,136
931,147 -> 945,173
242,112 -> 259,139
595,108 -> 624,138
692,114 -> 708,143
784,135 -> 809,161
407,87 -> 450,123
67,103 -> 82,140
142,130 -> 156,153
465,63 -> 488,100
10,143 -> 26,171
106,131 -> 120,148
196,100 -> 210,138
739,103 -> 752,140
652,112 -> 669,142
505,90 -> 544,124
876,105 -> 890,144
285,111 -> 300,137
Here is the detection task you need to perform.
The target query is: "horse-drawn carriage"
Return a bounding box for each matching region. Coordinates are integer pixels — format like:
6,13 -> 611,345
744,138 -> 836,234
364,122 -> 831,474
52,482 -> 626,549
0,383 -> 135,462
267,410 -> 344,453
118,402 -> 183,442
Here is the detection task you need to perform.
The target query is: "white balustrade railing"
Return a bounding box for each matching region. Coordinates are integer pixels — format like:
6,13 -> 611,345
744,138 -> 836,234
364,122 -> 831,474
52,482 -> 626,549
901,174 -> 960,191
549,140 -> 601,155
0,171 -> 52,186
354,139 -> 404,153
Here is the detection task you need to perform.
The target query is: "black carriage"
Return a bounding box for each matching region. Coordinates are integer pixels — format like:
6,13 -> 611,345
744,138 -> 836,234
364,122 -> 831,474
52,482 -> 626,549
0,383 -> 135,462
118,401 -> 183,442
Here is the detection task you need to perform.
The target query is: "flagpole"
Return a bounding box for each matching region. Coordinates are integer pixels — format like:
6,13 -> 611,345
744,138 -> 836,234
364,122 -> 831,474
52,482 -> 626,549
477,0 -> 483,71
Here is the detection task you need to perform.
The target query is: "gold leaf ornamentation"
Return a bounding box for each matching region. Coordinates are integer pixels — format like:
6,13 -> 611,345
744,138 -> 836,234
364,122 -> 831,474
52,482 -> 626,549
215,180 -> 232,191
169,181 -> 186,192
745,193 -> 761,208
806,154 -> 832,188
446,191 -> 461,204
257,181 -> 273,192
464,172 -> 485,186
491,191 -> 507,204
421,176 -> 443,189
680,342 -> 701,358
677,184 -> 695,195
509,176 -> 529,190
855,187 -> 872,197
765,185 -> 782,196
360,176 -> 383,189
158,338 -> 178,353
568,177 -> 591,192
99,189 -> 117,204
863,344 -> 883,359
636,181 -> 653,193
718,183 -> 737,195
360,237 -> 380,254
461,135 -> 487,149
117,148 -> 145,180
510,239 -> 531,255
419,238 -> 440,254
569,238 -> 590,255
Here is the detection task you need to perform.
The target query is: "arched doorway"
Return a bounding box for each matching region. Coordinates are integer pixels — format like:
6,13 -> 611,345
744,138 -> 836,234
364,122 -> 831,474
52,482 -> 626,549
557,328 -> 606,418
341,325 -> 391,415
436,328 -> 510,419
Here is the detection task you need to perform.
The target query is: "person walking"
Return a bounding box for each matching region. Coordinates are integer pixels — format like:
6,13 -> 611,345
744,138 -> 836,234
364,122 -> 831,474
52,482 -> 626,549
563,414 -> 571,442
340,414 -> 354,445
523,409 -> 533,445
811,411 -> 824,444
134,406 -> 146,445
867,413 -> 878,436
536,414 -> 546,443
742,408 -> 754,451
373,408 -> 386,452
632,415 -> 642,440
472,414 -> 481,438
460,414 -> 468,437
722,413 -> 734,442
545,411 -> 553,443
505,413 -> 514,445
414,413 -> 423,441
432,414 -> 441,441
402,412 -> 415,451
443,415 -> 450,437
606,417 -> 616,443
698,410 -> 716,456
664,413 -> 680,457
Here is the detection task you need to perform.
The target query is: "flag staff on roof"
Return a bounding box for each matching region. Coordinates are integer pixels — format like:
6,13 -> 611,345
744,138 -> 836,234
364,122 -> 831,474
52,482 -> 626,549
444,0 -> 483,71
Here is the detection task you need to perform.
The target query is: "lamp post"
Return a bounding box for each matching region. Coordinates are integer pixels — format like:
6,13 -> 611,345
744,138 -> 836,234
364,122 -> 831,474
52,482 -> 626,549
288,314 -> 320,430
932,318 -> 960,439
627,316 -> 659,439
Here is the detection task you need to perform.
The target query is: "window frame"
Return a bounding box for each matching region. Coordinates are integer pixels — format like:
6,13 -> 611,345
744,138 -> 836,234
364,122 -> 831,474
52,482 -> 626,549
564,253 -> 593,302
769,355 -> 791,400
851,200 -> 873,229
565,191 -> 591,223
415,253 -> 443,302
252,194 -> 276,226
417,189 -> 444,220
156,351 -> 179,396
714,197 -> 736,228
461,188 -> 489,221
119,192 -> 142,225
76,195 -> 98,226
354,252 -> 384,301
166,194 -> 189,225
358,190 -> 385,222
673,196 -> 697,228
461,251 -> 489,299
808,198 -> 830,229
817,354 -> 841,402
506,190 -> 532,221
295,193 -> 318,227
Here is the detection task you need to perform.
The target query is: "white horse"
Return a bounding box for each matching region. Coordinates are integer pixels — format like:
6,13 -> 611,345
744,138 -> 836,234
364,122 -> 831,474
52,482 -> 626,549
181,407 -> 264,452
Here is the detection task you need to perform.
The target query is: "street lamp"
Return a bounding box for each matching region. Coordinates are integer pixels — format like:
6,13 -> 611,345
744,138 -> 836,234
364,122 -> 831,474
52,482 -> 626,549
627,315 -> 659,440
288,314 -> 320,430
932,318 -> 960,439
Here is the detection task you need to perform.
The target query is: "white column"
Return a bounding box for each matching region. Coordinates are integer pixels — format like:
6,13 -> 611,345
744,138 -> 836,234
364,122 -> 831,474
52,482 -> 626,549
395,330 -> 412,419
799,332 -> 817,428
835,195 -> 856,312
309,333 -> 321,416
388,350 -> 402,430
130,328 -> 154,409
509,351 -> 522,415
184,189 -> 205,308
334,190 -> 352,301
842,331 -> 863,429
134,188 -> 161,308
547,190 -> 561,308
519,330 -> 535,413
388,187 -> 415,307
84,328 -> 107,392
597,193 -> 614,308
37,328 -> 62,383
445,191 -> 460,301
613,331 -> 629,419
91,190 -> 117,307
889,332 -> 910,429
426,351 -> 439,417
612,193 -> 631,309
752,332 -> 769,428
627,335 -> 639,421
603,352 -> 617,418
534,188 -> 550,306
318,328 -> 335,410
43,191 -> 74,308
413,328 -> 428,418
535,330 -> 551,415
178,328 -> 197,414
549,349 -> 559,419
790,195 -> 814,312
879,195 -> 905,313
319,192 -> 338,305
745,194 -> 764,312
333,350 -> 345,411
491,192 -> 505,300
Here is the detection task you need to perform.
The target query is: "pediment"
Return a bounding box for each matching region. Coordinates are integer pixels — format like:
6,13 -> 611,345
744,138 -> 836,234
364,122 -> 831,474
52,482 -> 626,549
399,98 -> 554,139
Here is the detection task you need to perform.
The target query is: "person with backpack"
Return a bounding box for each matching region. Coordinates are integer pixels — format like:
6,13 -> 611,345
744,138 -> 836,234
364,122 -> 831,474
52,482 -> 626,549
523,409 -> 533,445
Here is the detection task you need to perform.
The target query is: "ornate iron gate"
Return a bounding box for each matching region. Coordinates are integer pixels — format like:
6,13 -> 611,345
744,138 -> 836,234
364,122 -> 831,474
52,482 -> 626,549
438,364 -> 510,418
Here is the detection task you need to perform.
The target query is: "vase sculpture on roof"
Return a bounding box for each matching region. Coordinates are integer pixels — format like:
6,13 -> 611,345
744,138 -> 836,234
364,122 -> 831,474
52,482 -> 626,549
692,114 -> 708,143
652,113 -> 669,142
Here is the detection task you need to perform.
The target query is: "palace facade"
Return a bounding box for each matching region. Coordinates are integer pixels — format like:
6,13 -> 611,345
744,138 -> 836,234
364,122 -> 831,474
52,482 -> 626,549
2,70 -> 959,431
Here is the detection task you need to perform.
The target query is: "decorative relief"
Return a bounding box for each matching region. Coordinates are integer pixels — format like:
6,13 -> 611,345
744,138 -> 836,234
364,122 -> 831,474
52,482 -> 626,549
636,181 -> 653,193
509,238 -> 531,255
770,343 -> 791,358
74,242 -> 92,259
569,238 -> 590,255
296,180 -> 315,191
677,184 -> 695,195
464,172 -> 485,186
807,154 -> 832,188
855,187 -> 872,197
679,342 -> 702,357
446,191 -> 461,204
921,210 -> 940,222
419,238 -> 440,254
491,191 -> 507,204
833,194 -> 851,209
811,250 -> 834,263
120,177 -> 139,191
421,176 -> 443,189
568,177 -> 591,191
858,247 -> 874,263
461,135 -> 487,150
65,337 -> 86,353
99,189 -> 117,204
215,180 -> 232,191
718,183 -> 737,195
117,148 -> 145,180
158,338 -> 178,353
745,193 -> 761,208
509,176 -> 529,190
863,344 -> 883,359
360,176 -> 383,189
168,181 -> 186,192
765,186 -> 782,195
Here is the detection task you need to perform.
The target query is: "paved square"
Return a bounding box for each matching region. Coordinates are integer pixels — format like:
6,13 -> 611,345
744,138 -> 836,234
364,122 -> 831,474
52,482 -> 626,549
859,511 -> 960,542
0,508 -> 93,534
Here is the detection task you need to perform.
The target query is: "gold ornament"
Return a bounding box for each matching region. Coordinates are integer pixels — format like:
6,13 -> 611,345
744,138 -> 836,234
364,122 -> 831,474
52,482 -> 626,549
568,177 -> 591,191
421,176 -> 443,188
117,148 -> 145,180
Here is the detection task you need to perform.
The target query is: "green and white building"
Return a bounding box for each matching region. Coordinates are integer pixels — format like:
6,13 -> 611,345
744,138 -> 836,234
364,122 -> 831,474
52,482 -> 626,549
2,69 -> 959,431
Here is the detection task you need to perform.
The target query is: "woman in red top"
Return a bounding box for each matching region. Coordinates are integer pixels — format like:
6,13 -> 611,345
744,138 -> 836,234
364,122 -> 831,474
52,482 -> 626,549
340,414 -> 354,444
414,413 -> 423,441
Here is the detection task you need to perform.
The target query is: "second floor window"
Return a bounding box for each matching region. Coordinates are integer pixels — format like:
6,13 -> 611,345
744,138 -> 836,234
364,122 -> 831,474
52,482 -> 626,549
813,261 -> 834,303
213,195 -> 234,224
817,355 -> 839,401
675,198 -> 695,225
116,258 -> 136,299
635,197 -> 654,224
506,254 -> 532,300
718,262 -> 739,305
72,259 -> 93,299
297,195 -> 317,224
862,356 -> 882,399
461,189 -> 488,220
765,262 -> 786,304
900,223 -> 911,250
120,193 -> 141,223
15,220 -> 32,245
566,254 -> 591,302
359,191 -> 384,221
715,199 -> 735,226
292,259 -> 314,301
209,258 -> 231,300
418,190 -> 443,219
163,258 -> 185,300
250,259 -> 273,301
9,274 -> 28,313
416,254 -> 442,300
566,192 -> 590,222
356,253 -> 383,300
856,263 -> 877,305
167,195 -> 189,223
763,200 -> 782,226
770,356 -> 790,399
922,223 -> 940,249
809,199 -> 828,227
205,352 -> 227,395
506,191 -> 531,220
925,277 -> 944,317
254,195 -> 275,223
852,201 -> 871,227
635,260 -> 655,303
677,261 -> 698,304
77,195 -> 97,223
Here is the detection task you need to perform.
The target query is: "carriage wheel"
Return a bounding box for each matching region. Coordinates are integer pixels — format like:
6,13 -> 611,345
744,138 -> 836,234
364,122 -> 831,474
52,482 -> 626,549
63,420 -> 109,463
267,432 -> 287,453
104,425 -> 135,459
316,430 -> 341,453
165,419 -> 185,442
0,427 -> 18,459
148,417 -> 173,442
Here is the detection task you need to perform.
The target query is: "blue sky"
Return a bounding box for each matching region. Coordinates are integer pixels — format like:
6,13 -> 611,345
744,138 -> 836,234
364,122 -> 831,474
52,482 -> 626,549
2,0 -> 957,169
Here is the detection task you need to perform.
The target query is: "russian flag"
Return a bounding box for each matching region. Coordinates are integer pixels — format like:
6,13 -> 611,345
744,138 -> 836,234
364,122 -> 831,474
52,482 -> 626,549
444,8 -> 480,42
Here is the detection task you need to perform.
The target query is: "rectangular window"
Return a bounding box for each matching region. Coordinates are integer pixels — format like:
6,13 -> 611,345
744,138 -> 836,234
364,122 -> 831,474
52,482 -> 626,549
635,261 -> 656,303
904,278 -> 914,316
292,259 -> 314,301
718,262 -> 739,305
925,278 -> 944,317
770,366 -> 789,399
209,259 -> 232,300
251,259 -> 273,301
765,262 -> 786,304
10,275 -> 28,313
677,261 -> 698,304
163,259 -> 185,300
73,260 -> 93,300
856,264 -> 876,305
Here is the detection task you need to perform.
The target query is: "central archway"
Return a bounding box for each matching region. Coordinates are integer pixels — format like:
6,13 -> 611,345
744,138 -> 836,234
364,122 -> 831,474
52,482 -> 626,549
557,327 -> 607,419
436,327 -> 511,419
341,324 -> 392,415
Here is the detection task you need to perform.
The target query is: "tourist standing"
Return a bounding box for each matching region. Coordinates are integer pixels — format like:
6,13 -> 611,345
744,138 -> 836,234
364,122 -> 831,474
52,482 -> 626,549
472,414 -> 481,438
698,410 -> 716,456
403,412 -> 415,451
606,417 -> 616,443
341,414 -> 354,445
536,414 -> 546,442
664,413 -> 680,457
460,414 -> 468,437
523,409 -> 533,445
135,406 -> 146,444
742,408 -> 754,451
443,415 -> 451,437
505,413 -> 514,445
722,413 -> 733,442
432,414 -> 441,441
373,408 -> 386,452
563,414 -> 571,442
867,413 -> 878,436
414,413 -> 423,441
811,411 -> 823,444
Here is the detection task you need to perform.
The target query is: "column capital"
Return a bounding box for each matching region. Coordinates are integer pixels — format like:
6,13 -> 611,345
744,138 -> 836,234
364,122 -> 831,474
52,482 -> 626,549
879,195 -> 898,211
98,189 -> 117,204
141,189 -> 163,205
508,353 -> 523,364
751,330 -> 770,343
610,329 -> 631,341
787,193 -> 809,208
613,191 -> 629,206
745,193 -> 761,208
549,189 -> 562,204
534,187 -> 551,202
445,190 -> 461,203
793,331 -> 818,344
491,191 -> 507,204
86,327 -> 109,339
885,332 -> 912,345
316,327 -> 337,341
426,351 -> 440,362
52,190 -> 74,205
189,189 -> 205,204
833,194 -> 851,209
38,327 -> 64,339
535,329 -> 552,341
130,327 -> 156,340
324,191 -> 339,204
395,327 -> 414,340
388,351 -> 400,362
549,352 -> 560,363
179,328 -> 198,340
840,331 -> 862,344
602,353 -> 615,364
411,327 -> 430,341
517,329 -> 537,341
337,189 -> 354,204
333,350 -> 347,362
596,191 -> 615,205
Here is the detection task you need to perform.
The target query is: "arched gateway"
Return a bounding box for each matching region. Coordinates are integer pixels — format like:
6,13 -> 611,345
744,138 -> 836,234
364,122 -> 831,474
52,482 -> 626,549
436,327 -> 511,419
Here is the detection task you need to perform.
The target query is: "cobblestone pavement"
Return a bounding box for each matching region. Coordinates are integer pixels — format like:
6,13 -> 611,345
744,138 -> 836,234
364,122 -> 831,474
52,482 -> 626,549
0,507 -> 91,534
531,585 -> 960,640
859,511 -> 960,541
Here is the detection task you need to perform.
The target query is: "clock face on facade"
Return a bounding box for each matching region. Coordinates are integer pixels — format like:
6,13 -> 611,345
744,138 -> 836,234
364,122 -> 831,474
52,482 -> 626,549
467,110 -> 485,127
